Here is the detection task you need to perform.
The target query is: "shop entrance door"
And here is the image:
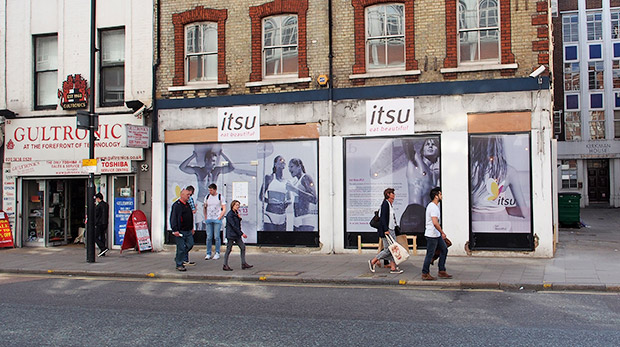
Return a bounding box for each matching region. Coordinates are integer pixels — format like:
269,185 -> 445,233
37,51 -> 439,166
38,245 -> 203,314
47,179 -> 68,246
23,180 -> 45,246
587,159 -> 609,204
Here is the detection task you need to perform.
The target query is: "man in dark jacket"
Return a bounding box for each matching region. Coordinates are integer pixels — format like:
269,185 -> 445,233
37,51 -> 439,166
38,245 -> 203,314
170,189 -> 194,271
94,193 -> 109,257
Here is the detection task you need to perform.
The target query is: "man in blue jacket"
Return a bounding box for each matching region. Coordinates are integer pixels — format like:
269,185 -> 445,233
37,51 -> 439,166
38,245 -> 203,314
170,189 -> 194,271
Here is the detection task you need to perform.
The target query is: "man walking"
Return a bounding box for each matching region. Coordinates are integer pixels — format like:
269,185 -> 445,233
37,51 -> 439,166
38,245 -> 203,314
203,183 -> 226,260
171,189 -> 195,271
94,193 -> 109,257
421,187 -> 452,280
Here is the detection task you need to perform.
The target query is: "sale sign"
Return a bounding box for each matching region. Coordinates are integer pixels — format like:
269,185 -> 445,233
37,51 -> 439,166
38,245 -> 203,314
0,211 -> 15,248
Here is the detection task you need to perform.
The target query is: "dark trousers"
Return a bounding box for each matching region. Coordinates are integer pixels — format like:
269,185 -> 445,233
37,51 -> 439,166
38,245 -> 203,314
95,224 -> 108,252
422,236 -> 448,274
175,232 -> 194,267
224,237 -> 246,266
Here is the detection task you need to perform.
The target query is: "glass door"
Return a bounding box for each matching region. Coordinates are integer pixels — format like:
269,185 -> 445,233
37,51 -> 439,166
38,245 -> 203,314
112,176 -> 135,247
47,179 -> 67,246
23,180 -> 45,246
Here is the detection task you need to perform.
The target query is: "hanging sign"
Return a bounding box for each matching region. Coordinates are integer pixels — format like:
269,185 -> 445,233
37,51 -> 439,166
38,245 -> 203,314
120,210 -> 152,253
0,211 -> 15,248
58,74 -> 90,110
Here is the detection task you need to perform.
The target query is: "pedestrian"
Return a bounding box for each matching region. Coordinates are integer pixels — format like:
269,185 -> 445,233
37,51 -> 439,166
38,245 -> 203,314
222,200 -> 253,271
367,188 -> 403,274
421,187 -> 452,280
94,192 -> 109,257
170,189 -> 195,271
203,183 -> 226,260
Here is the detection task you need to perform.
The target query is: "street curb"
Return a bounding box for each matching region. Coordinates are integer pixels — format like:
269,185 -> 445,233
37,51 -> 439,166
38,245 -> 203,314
2,268 -> 619,293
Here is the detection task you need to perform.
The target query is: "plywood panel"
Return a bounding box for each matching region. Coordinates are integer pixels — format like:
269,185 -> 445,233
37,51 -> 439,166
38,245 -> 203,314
468,112 -> 531,133
164,123 -> 320,143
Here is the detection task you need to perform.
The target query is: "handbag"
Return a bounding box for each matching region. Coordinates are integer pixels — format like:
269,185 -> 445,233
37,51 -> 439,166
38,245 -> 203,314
386,234 -> 409,265
369,210 -> 380,229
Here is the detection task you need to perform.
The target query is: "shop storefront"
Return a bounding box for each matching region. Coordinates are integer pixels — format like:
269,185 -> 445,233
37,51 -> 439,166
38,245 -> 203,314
3,115 -> 144,248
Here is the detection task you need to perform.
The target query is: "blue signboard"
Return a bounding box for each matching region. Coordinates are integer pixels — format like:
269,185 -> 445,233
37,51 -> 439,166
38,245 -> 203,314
114,197 -> 135,245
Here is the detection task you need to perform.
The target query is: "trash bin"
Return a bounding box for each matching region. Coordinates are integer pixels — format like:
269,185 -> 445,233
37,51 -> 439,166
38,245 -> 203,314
558,193 -> 581,226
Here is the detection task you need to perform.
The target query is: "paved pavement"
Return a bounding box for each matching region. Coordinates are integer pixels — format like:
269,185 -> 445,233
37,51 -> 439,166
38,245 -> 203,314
1,208 -> 619,291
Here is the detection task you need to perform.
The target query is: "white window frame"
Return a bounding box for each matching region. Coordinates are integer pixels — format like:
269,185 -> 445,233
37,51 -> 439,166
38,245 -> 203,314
457,0 -> 500,65
614,109 -> 620,139
34,34 -> 58,109
100,27 -> 125,107
589,110 -> 605,140
185,22 -> 218,84
564,110 -> 582,141
560,160 -> 578,189
586,12 -> 603,41
564,62 -> 580,92
365,3 -> 405,70
612,10 -> 620,40
262,15 -> 298,78
562,13 -> 579,43
588,61 -> 604,90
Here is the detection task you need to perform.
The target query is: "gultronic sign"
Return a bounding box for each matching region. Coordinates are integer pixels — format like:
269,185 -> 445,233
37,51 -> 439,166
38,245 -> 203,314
58,74 -> 90,110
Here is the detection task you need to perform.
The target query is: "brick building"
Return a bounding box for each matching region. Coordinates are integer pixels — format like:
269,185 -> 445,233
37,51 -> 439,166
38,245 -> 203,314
152,0 -> 555,257
552,0 -> 620,208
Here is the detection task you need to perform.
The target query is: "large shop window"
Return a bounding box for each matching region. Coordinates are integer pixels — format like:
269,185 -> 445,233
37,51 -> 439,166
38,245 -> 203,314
344,136 -> 440,249
166,140 -> 318,246
468,133 -> 533,250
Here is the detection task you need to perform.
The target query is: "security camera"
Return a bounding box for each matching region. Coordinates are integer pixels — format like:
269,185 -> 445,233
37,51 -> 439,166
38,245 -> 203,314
530,65 -> 546,78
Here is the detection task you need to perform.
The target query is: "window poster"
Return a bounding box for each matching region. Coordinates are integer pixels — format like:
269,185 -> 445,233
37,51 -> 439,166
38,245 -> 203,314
469,133 -> 532,250
166,140 -> 318,246
344,136 -> 440,248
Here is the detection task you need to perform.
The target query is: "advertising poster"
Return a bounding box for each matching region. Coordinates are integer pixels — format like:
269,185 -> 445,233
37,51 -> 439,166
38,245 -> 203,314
166,140 -> 318,245
114,197 -> 135,245
344,136 -> 441,247
0,211 -> 15,248
469,134 -> 531,235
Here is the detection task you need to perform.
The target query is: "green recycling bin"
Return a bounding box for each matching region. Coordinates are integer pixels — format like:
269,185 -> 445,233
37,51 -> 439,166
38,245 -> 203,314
558,193 -> 581,226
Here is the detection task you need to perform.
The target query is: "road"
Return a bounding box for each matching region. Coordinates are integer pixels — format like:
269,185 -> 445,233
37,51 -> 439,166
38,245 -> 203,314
0,274 -> 619,346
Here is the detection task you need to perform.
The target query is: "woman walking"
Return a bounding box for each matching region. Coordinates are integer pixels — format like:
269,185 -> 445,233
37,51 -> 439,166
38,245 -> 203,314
222,200 -> 253,271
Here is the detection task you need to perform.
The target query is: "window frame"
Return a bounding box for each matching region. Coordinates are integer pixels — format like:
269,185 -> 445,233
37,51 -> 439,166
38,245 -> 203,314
184,21 -> 219,84
560,160 -> 578,189
457,0 -> 501,65
262,14 -> 299,78
99,27 -> 125,107
564,62 -> 580,92
33,33 -> 58,110
563,110 -> 582,141
586,12 -> 603,41
562,13 -> 579,43
588,61 -> 604,90
364,3 -> 406,71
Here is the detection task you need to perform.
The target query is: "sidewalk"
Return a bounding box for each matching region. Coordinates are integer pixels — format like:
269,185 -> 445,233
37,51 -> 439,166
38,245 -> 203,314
1,208 -> 619,291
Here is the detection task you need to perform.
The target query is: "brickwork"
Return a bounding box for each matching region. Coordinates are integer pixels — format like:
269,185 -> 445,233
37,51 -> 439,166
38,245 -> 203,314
530,1 -> 549,77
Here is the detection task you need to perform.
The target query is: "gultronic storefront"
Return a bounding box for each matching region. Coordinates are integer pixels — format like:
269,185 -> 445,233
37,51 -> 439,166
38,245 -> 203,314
3,115 -> 144,248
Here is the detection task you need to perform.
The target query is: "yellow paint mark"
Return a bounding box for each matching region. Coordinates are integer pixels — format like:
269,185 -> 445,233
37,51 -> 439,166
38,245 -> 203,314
543,283 -> 552,289
47,270 -> 54,273
146,273 -> 155,277
399,280 -> 407,285
259,276 -> 268,281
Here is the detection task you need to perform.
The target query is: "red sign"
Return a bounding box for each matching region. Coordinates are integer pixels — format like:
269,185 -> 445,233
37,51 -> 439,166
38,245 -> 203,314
58,74 -> 90,110
120,210 -> 152,253
0,210 -> 15,248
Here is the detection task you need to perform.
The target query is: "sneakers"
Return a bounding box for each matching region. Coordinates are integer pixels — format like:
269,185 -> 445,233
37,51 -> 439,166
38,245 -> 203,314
222,265 -> 233,271
368,260 -> 376,273
213,253 -> 221,260
97,249 -> 109,257
205,254 -> 212,260
242,263 -> 254,270
176,266 -> 187,272
421,273 -> 436,281
438,271 -> 453,279
182,261 -> 196,266
390,268 -> 404,274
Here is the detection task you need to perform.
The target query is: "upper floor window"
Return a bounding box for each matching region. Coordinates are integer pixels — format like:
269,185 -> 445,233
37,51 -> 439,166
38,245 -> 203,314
564,111 -> 581,141
587,12 -> 603,41
263,15 -> 298,77
185,22 -> 218,83
612,11 -> 620,39
458,0 -> 499,63
588,61 -> 604,90
366,4 -> 405,70
100,28 -> 125,106
564,63 -> 580,91
589,110 -> 605,139
563,14 -> 579,43
34,34 -> 58,109
615,110 -> 620,139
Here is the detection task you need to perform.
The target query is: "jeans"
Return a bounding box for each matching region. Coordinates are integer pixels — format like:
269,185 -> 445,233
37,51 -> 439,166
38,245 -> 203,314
175,232 -> 194,267
422,236 -> 448,274
205,219 -> 222,256
224,237 -> 246,266
375,229 -> 395,263
94,224 -> 108,252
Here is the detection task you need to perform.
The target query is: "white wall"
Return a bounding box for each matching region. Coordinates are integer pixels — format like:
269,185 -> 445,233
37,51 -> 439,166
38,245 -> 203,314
5,0 -> 153,116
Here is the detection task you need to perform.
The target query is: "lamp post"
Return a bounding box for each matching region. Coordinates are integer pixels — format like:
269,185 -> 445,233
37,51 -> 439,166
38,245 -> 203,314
86,0 -> 97,263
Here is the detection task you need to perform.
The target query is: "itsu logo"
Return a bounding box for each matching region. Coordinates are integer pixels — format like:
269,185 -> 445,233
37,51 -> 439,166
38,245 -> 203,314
366,98 -> 415,136
217,106 -> 260,142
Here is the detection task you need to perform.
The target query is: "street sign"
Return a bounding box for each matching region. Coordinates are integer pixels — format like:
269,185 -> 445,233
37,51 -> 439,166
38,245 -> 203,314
76,110 -> 98,130
82,159 -> 97,173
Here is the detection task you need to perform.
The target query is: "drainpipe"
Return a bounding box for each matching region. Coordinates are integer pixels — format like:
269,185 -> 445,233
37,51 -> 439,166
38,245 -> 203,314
328,0 -> 335,253
152,0 -> 161,143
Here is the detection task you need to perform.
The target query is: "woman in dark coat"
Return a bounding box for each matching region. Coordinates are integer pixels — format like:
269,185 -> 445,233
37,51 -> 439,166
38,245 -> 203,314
222,200 -> 253,271
367,188 -> 403,274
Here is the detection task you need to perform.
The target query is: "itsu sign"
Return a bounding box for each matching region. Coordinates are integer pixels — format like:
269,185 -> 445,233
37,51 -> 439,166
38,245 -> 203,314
366,98 -> 414,136
218,106 -> 260,142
